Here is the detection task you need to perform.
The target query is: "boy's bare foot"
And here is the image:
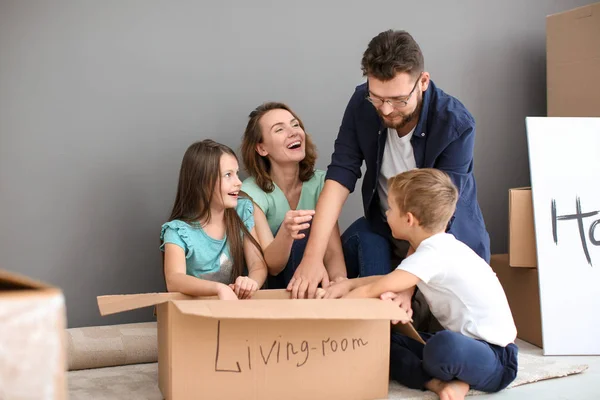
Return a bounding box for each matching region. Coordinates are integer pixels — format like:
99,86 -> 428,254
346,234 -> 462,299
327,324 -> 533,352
425,378 -> 470,400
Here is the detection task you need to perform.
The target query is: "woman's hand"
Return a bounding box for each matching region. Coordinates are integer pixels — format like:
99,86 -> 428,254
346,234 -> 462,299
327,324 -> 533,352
281,210 -> 315,239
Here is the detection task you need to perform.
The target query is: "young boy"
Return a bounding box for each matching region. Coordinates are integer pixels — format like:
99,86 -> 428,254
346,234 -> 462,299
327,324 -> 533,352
320,169 -> 518,400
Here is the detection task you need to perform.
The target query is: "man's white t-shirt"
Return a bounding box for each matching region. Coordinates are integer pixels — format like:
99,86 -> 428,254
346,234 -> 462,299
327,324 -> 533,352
378,127 -> 417,213
398,233 -> 517,347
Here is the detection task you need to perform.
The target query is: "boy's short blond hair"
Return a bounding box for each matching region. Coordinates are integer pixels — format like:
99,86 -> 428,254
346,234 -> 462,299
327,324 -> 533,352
388,168 -> 458,233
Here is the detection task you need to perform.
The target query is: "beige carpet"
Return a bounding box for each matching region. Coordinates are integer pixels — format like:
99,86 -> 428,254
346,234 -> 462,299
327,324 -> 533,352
66,323 -> 588,399
386,339 -> 588,399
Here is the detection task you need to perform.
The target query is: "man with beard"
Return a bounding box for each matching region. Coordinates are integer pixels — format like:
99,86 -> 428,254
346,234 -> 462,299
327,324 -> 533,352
288,29 -> 490,330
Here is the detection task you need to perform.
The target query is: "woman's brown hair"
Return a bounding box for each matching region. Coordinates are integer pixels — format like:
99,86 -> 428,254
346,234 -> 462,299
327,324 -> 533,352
167,139 -> 261,280
241,102 -> 317,193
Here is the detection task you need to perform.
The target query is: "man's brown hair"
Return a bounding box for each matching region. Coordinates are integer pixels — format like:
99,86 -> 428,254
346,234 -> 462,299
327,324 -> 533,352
361,30 -> 424,81
388,168 -> 458,233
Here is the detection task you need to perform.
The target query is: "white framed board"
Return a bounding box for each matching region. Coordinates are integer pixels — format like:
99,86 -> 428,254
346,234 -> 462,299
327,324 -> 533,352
526,117 -> 600,355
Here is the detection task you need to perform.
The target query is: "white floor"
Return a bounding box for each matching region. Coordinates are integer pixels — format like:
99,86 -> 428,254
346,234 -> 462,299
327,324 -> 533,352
477,352 -> 600,399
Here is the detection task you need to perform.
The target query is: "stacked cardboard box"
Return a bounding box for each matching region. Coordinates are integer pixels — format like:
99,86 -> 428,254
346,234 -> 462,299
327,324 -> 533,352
547,2 -> 600,117
490,255 -> 542,347
508,187 -> 537,268
496,2 -> 600,348
495,185 -> 540,347
493,186 -> 541,347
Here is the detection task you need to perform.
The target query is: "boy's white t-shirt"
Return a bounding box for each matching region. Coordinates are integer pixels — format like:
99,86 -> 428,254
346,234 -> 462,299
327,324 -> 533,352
398,233 -> 517,347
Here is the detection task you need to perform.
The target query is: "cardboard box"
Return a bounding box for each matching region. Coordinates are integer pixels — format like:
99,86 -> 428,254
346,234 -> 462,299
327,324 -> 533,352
547,2 -> 600,117
97,290 -> 419,400
0,269 -> 67,399
490,254 -> 542,348
509,187 -> 538,268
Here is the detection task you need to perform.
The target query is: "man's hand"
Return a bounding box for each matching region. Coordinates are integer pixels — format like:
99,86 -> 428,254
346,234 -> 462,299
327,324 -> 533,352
380,290 -> 413,324
287,258 -> 330,299
217,284 -> 239,300
229,277 -> 259,299
281,210 -> 315,240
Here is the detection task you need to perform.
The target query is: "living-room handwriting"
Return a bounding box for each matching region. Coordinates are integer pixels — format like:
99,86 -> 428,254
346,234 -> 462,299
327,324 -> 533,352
214,321 -> 368,373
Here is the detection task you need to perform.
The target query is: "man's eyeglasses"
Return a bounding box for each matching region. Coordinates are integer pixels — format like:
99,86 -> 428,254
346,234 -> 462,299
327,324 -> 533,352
366,72 -> 422,109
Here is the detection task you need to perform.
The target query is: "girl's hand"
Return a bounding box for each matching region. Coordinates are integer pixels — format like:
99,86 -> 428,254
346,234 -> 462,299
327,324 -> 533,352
230,276 -> 259,299
217,284 -> 239,300
317,279 -> 353,299
281,210 -> 315,240
329,276 -> 348,287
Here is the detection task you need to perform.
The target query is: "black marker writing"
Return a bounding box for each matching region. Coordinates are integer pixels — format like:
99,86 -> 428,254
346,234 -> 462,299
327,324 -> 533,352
247,341 -> 251,371
287,341 -> 298,360
215,321 -> 241,373
214,320 -> 369,373
551,197 -> 600,266
260,340 -> 277,365
298,341 -> 309,367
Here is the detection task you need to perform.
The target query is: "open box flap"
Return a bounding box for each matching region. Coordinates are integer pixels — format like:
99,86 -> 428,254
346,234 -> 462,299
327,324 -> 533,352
95,289 -> 294,316
97,292 -> 195,316
172,298 -> 411,321
392,322 -> 425,344
97,289 -> 424,343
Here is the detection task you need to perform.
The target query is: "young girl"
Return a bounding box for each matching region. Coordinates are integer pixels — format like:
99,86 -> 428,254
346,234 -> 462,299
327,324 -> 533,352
160,140 -> 267,300
240,102 -> 347,294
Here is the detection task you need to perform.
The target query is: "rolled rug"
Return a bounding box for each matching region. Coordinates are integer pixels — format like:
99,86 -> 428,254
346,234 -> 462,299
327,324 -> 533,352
66,322 -> 157,371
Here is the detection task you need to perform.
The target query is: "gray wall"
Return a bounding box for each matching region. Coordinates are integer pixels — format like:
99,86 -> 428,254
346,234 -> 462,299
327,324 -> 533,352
0,0 -> 593,327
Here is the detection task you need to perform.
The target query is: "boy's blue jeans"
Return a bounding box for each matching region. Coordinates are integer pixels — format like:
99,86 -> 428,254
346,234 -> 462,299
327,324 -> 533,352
391,330 -> 519,392
267,217 -> 393,289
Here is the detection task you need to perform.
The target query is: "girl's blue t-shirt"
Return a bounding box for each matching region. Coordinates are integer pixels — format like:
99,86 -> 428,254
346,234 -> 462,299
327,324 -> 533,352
160,198 -> 254,284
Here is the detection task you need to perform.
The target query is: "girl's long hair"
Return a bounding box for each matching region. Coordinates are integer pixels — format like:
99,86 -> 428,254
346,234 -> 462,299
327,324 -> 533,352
167,139 -> 261,280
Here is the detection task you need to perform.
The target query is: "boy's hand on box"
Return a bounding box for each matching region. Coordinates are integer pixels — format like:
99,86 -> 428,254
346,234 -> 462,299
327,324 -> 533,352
230,276 -> 259,299
217,284 -> 239,300
380,291 -> 413,324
